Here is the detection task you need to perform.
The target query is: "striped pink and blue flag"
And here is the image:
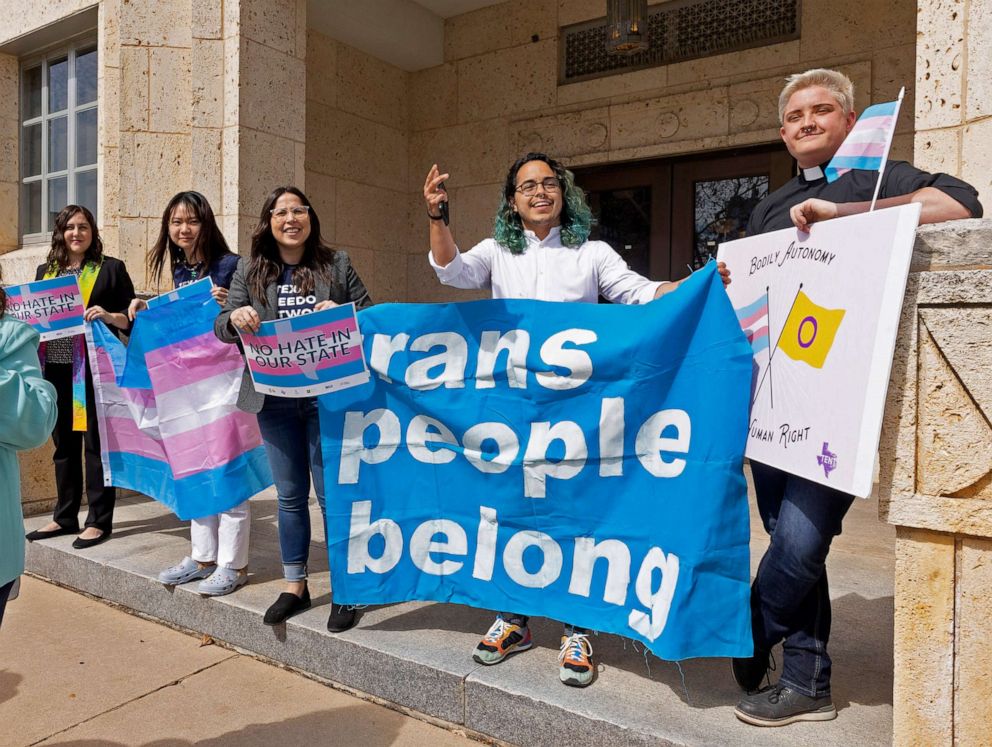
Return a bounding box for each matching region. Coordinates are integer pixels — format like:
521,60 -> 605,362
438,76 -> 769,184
825,96 -> 902,183
86,283 -> 272,520
734,292 -> 770,355
4,275 -> 85,341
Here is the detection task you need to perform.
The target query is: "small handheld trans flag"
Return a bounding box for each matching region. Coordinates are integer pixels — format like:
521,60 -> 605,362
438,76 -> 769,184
825,87 -> 904,211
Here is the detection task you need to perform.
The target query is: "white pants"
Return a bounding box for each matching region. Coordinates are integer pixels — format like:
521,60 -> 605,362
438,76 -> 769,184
190,500 -> 251,569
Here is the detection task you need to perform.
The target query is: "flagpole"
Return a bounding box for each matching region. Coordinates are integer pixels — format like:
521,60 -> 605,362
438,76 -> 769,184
752,283 -> 803,406
869,86 -> 905,212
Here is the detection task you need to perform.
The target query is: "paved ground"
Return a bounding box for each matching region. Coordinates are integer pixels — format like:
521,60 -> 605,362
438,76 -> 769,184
0,577 -> 477,747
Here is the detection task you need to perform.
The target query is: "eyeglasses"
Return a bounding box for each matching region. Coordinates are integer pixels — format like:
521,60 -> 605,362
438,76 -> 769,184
270,206 -> 311,220
515,177 -> 561,196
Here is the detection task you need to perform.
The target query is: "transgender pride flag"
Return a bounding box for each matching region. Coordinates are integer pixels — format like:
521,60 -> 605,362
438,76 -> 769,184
735,292 -> 770,355
825,88 -> 904,183
86,283 -> 272,520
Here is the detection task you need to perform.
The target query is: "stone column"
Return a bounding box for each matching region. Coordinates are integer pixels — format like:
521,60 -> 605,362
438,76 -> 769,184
879,219 -> 992,744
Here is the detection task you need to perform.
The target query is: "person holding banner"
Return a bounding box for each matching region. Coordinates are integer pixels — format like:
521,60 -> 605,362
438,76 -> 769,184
0,268 -> 58,627
25,205 -> 135,550
732,69 -> 982,728
127,191 -> 249,596
215,186 -> 371,630
424,153 -> 731,688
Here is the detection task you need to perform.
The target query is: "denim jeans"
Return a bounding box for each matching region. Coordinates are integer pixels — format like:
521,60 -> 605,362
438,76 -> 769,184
256,396 -> 325,582
749,461 -> 855,697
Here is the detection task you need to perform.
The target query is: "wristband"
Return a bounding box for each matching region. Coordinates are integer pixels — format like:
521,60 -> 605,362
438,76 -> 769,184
428,210 -> 444,220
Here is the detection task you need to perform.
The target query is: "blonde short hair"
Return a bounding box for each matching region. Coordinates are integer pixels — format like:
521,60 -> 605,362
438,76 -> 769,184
778,69 -> 854,123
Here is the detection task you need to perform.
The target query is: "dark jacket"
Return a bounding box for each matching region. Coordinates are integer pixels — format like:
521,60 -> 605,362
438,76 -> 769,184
214,251 -> 372,413
35,256 -> 136,337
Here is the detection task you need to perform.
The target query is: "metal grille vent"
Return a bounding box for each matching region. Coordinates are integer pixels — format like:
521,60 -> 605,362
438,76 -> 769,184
560,0 -> 800,84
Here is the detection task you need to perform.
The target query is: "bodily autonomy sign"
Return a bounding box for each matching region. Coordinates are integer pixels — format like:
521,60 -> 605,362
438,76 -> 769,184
718,204 -> 920,496
4,275 -> 85,341
318,264 -> 754,660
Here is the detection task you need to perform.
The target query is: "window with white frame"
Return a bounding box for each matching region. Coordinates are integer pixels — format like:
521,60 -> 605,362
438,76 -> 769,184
20,40 -> 98,239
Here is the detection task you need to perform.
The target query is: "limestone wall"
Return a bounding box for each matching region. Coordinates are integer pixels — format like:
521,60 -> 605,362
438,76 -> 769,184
304,32 -> 411,303
878,219 -> 992,743
404,0 -> 917,303
914,0 -> 991,209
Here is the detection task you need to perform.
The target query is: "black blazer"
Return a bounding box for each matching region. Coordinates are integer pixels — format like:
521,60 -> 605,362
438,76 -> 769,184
35,256 -> 136,336
215,251 -> 372,413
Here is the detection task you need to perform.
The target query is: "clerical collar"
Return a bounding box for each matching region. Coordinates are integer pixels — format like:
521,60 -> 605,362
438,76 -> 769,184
799,164 -> 826,183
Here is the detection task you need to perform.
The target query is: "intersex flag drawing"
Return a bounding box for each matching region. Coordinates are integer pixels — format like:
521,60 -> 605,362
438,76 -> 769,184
86,284 -> 272,520
777,289 -> 846,369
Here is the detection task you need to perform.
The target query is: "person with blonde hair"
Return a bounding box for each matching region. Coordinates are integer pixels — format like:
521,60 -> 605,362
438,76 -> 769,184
733,68 -> 982,728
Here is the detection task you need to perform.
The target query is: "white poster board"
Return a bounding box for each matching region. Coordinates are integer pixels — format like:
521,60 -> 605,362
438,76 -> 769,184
716,204 -> 921,497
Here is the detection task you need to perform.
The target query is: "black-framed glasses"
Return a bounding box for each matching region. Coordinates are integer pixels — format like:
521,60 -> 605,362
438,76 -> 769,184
515,177 -> 561,196
270,206 -> 311,220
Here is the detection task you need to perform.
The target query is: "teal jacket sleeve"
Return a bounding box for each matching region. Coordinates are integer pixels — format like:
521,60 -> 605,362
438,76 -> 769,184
0,318 -> 58,451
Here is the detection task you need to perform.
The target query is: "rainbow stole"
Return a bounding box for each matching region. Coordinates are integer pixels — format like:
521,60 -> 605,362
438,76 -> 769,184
39,261 -> 102,430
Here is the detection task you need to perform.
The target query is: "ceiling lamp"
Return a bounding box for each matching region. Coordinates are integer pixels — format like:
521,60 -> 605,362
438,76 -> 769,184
606,0 -> 650,55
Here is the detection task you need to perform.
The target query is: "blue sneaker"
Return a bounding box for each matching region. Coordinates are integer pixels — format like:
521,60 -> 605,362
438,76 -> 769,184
158,557 -> 214,586
197,566 -> 248,596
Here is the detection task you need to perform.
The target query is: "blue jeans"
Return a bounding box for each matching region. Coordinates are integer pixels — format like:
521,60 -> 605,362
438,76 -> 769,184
256,396 -> 325,582
749,461 -> 855,697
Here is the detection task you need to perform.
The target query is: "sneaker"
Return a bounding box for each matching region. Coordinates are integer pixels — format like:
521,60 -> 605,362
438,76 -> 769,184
472,616 -> 533,665
734,684 -> 837,727
263,585 -> 311,626
197,566 -> 248,596
558,632 -> 594,687
326,603 -> 358,633
732,647 -> 774,692
158,556 -> 215,586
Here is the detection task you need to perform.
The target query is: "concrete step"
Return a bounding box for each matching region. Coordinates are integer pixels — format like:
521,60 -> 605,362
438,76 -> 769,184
24,490 -> 894,746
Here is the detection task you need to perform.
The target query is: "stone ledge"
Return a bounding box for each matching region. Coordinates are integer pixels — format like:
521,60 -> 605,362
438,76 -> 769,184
911,218 -> 992,272
22,493 -> 893,747
880,491 -> 992,538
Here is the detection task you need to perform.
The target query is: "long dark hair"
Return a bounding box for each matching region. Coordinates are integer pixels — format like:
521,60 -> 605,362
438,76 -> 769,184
148,191 -> 233,288
46,205 -> 104,272
246,186 -> 334,306
493,152 -> 593,254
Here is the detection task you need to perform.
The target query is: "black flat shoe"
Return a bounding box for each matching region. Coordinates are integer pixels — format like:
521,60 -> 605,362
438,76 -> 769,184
326,603 -> 358,633
263,585 -> 311,626
72,530 -> 111,550
26,526 -> 78,542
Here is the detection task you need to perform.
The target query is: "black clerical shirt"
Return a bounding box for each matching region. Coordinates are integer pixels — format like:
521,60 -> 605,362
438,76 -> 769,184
747,160 -> 983,235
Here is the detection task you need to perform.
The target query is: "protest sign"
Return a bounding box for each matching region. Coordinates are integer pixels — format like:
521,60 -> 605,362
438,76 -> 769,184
318,265 -> 754,660
4,275 -> 85,341
717,204 -> 921,497
239,303 -> 369,397
87,284 -> 272,520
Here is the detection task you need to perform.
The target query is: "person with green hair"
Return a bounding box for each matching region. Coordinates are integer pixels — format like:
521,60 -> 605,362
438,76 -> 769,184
424,152 -> 730,688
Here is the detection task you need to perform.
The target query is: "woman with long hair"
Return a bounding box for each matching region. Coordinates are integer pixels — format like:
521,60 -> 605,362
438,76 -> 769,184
424,153 -> 730,688
25,205 -> 135,549
215,186 -> 372,629
0,266 -> 58,627
128,191 -> 248,596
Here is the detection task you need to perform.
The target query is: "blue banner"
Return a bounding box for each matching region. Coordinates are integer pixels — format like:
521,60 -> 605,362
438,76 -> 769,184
318,264 -> 754,659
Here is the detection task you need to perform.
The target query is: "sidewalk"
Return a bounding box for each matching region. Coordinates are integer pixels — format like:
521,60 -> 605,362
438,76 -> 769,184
0,576 -> 477,747
18,478 -> 895,746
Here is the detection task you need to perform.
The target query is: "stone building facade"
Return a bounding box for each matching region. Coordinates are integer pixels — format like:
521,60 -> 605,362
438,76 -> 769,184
0,0 -> 988,741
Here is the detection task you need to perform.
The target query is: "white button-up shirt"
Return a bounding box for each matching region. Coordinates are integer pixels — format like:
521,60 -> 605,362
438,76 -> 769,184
428,226 -> 663,305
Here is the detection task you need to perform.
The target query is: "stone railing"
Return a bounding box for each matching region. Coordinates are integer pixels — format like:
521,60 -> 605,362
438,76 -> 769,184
878,218 -> 992,744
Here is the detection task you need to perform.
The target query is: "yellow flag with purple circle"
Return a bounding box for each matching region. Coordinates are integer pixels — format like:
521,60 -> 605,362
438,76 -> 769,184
777,290 -> 845,368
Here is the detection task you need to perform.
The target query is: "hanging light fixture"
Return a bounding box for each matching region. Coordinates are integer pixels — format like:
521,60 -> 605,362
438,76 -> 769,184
606,0 -> 650,55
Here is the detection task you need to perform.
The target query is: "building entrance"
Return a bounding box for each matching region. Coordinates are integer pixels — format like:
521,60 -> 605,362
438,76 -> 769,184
575,145 -> 795,285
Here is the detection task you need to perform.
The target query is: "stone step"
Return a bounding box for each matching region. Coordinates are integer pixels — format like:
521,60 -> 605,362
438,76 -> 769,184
24,491 -> 894,746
